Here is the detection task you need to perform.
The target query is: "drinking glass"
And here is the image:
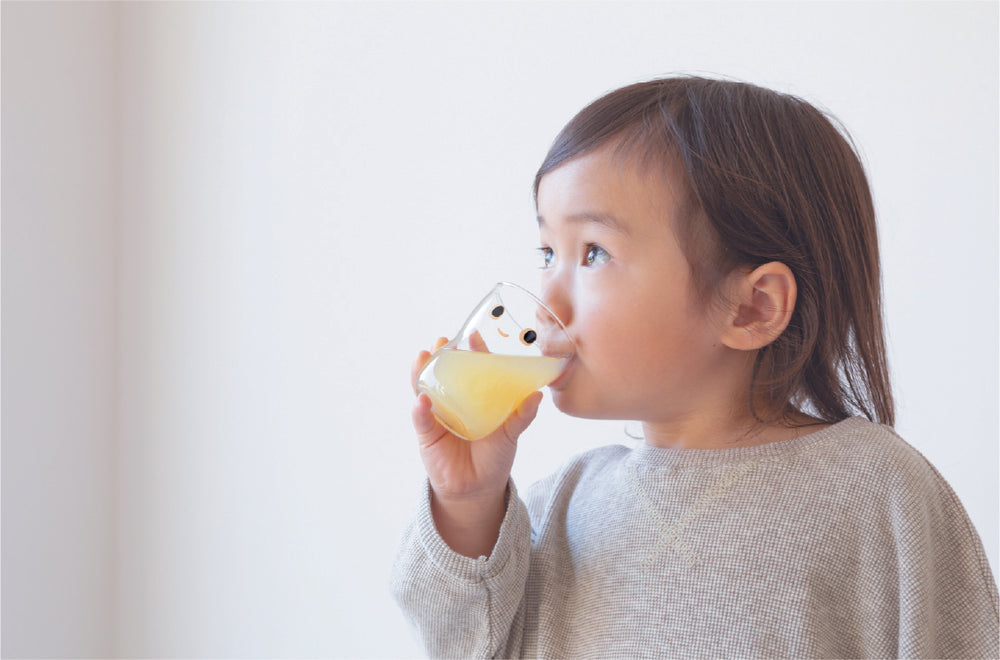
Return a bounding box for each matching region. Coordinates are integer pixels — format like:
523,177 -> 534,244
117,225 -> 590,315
415,282 -> 575,441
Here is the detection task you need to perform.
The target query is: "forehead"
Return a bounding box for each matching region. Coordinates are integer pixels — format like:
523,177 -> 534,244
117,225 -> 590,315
536,144 -> 685,234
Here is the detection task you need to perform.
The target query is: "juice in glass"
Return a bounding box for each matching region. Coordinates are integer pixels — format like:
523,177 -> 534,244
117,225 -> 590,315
418,349 -> 567,441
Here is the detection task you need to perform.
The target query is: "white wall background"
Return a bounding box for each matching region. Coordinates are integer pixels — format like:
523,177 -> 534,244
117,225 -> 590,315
3,2 -> 997,658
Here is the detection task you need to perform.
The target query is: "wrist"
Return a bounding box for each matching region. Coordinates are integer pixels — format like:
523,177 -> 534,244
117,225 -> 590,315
431,479 -> 507,508
430,482 -> 509,558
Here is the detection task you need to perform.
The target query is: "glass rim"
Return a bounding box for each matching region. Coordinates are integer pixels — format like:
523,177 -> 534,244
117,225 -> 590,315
485,281 -> 574,347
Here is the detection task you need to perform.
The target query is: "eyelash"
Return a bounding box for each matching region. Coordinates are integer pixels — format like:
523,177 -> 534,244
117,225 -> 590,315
537,244 -> 610,269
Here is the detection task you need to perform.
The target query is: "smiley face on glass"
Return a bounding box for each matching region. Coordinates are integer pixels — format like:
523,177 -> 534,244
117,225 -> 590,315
452,284 -> 570,357
414,282 -> 576,440
487,302 -> 539,348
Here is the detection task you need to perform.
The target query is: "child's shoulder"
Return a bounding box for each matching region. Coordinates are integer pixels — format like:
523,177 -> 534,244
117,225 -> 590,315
543,442 -> 633,487
521,442 -> 632,513
818,417 -> 939,476
805,417 -> 962,507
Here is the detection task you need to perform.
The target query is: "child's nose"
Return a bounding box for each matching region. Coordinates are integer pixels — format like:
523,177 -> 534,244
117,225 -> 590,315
541,277 -> 572,329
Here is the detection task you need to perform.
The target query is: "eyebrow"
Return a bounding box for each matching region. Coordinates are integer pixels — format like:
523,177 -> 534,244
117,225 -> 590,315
536,211 -> 631,237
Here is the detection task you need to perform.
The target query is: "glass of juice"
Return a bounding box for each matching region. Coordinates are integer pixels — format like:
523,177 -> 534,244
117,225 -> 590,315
415,282 -> 575,441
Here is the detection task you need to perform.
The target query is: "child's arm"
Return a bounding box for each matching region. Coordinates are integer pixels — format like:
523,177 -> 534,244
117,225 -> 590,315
410,338 -> 542,558
391,476 -> 533,658
391,340 -> 539,656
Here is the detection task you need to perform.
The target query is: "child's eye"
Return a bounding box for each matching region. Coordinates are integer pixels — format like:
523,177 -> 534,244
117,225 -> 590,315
584,244 -> 610,267
537,247 -> 554,269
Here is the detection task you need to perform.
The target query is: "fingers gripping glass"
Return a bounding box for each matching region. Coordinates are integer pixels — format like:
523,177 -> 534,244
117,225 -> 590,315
415,282 -> 575,441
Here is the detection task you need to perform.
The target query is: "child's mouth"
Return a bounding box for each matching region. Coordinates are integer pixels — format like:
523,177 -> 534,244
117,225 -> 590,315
548,355 -> 574,390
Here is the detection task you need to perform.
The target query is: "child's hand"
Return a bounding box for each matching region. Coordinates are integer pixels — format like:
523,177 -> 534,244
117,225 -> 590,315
410,336 -> 542,499
410,337 -> 543,557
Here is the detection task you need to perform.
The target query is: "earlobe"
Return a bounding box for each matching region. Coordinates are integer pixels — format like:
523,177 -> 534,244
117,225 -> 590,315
720,262 -> 796,351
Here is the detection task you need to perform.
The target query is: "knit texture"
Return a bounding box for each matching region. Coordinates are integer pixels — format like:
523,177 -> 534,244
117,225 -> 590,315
391,417 -> 999,658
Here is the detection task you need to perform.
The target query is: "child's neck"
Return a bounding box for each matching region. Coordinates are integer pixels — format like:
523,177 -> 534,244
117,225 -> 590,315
640,412 -> 826,450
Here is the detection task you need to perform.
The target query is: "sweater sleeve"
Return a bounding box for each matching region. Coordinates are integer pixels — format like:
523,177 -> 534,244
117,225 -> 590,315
390,479 -> 531,658
889,449 -> 999,658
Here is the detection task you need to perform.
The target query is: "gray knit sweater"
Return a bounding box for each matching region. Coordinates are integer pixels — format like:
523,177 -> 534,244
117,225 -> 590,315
391,417 -> 999,658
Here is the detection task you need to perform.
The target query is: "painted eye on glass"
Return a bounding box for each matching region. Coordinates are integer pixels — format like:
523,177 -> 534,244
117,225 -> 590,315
520,329 -> 537,345
491,305 -> 505,319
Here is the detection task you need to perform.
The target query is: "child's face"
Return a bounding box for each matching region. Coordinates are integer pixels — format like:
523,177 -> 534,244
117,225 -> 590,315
536,145 -> 740,424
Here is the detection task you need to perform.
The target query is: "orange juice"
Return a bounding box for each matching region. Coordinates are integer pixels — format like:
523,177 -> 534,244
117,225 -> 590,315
418,349 -> 567,440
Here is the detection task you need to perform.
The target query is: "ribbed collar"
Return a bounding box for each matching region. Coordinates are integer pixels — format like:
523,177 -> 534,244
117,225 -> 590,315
625,417 -> 871,470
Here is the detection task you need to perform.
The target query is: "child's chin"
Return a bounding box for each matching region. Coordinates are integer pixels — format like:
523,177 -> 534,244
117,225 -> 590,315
549,389 -> 603,419
548,389 -> 575,414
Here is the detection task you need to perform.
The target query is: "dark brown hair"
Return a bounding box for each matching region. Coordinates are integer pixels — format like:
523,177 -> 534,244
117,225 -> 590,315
534,76 -> 894,426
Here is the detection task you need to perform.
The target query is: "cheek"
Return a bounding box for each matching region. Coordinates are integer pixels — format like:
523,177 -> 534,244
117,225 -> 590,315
579,299 -> 659,373
587,292 -> 707,369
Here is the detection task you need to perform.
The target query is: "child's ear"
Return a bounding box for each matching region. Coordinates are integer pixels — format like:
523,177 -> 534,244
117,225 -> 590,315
719,262 -> 796,351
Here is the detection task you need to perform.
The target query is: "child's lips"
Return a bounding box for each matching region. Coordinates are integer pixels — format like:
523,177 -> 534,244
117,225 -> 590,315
548,355 -> 574,390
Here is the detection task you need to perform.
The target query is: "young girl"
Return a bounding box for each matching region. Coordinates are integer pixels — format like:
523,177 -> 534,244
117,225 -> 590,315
391,76 -> 999,658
